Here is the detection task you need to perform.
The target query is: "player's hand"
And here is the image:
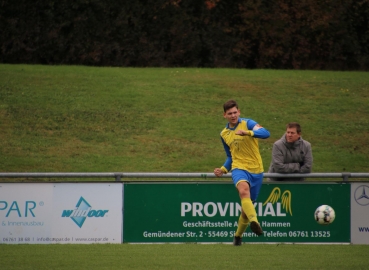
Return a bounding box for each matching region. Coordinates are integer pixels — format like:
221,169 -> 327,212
235,130 -> 251,136
214,168 -> 224,177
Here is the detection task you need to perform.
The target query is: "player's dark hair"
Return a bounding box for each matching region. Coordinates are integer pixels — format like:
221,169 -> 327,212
286,122 -> 301,133
223,100 -> 238,112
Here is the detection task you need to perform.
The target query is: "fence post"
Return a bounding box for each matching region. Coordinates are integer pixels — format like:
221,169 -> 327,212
114,173 -> 122,182
342,173 -> 351,182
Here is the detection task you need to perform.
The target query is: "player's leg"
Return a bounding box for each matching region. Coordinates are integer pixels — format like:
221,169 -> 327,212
233,209 -> 249,246
249,172 -> 263,202
237,181 -> 259,224
231,170 -> 250,245
232,169 -> 262,241
248,172 -> 264,236
235,170 -> 263,236
235,210 -> 249,237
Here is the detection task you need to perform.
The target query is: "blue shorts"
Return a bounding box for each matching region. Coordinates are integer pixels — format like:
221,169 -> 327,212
231,169 -> 263,201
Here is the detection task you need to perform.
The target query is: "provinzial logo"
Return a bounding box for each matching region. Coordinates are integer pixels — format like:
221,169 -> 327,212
263,187 -> 293,216
180,187 -> 293,218
61,197 -> 109,228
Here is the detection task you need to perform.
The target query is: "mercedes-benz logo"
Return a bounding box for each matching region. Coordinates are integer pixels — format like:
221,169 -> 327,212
354,185 -> 369,206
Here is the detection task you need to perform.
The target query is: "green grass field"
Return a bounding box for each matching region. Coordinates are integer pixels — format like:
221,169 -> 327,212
0,244 -> 369,269
1,243 -> 369,269
0,64 -> 368,179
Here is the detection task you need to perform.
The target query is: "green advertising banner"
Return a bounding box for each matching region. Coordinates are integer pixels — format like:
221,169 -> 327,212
123,182 -> 350,243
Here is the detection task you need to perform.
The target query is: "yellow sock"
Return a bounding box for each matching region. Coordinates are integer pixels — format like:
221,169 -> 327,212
241,198 -> 258,223
235,215 -> 249,237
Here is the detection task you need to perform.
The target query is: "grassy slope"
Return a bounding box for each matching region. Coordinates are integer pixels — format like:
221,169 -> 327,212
0,65 -> 368,177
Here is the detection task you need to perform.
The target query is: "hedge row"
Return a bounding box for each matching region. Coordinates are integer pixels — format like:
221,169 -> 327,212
1,0 -> 368,69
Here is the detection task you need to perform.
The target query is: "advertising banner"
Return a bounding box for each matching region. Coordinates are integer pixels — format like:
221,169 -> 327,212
0,183 -> 122,244
0,183 -> 53,244
351,183 -> 369,244
123,182 -> 350,243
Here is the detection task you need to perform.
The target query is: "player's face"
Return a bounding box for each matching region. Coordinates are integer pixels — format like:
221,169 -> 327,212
286,127 -> 300,143
224,106 -> 240,127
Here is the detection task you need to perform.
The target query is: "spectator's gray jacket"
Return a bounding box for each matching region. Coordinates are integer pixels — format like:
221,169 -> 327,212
268,134 -> 313,181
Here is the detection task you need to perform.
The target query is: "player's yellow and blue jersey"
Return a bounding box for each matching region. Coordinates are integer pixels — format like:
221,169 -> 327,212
220,118 -> 270,174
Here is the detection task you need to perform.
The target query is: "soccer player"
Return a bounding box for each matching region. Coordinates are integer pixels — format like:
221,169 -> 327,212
214,100 -> 270,246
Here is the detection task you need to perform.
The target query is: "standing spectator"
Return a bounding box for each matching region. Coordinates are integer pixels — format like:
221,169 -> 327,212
268,122 -> 313,181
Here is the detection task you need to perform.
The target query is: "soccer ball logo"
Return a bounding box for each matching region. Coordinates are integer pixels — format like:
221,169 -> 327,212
314,205 -> 335,225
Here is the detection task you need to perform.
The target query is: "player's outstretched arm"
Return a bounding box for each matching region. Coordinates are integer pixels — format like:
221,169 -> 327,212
214,168 -> 224,177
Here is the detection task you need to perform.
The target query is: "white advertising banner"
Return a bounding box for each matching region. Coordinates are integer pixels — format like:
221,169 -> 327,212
0,183 -> 53,244
0,183 -> 122,244
351,183 -> 369,244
